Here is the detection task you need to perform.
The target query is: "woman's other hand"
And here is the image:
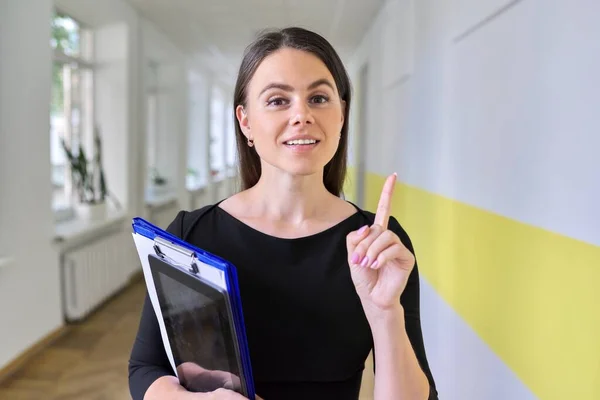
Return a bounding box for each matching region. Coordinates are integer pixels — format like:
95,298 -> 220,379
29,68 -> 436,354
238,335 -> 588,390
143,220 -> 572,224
193,388 -> 251,399
346,173 -> 415,314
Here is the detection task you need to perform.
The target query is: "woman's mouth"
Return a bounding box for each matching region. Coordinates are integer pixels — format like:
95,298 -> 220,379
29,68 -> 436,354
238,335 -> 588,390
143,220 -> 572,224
283,139 -> 320,152
284,139 -> 319,146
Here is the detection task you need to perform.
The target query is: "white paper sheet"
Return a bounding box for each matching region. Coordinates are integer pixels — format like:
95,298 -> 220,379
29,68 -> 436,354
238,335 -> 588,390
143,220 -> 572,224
132,232 -> 179,376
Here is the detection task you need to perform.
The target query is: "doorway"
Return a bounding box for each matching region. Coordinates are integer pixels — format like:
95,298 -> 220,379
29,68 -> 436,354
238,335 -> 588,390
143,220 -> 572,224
355,63 -> 369,208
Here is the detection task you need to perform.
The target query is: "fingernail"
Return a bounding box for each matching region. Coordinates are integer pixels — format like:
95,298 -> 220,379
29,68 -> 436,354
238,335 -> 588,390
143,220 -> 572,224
357,225 -> 368,235
351,252 -> 360,264
370,260 -> 379,269
360,256 -> 369,268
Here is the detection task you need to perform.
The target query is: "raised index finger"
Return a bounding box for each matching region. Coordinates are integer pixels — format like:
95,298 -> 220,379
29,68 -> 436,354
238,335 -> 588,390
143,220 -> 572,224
374,172 -> 397,228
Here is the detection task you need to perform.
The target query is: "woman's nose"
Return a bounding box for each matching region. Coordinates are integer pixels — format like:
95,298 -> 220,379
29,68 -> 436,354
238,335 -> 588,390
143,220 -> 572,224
289,102 -> 315,126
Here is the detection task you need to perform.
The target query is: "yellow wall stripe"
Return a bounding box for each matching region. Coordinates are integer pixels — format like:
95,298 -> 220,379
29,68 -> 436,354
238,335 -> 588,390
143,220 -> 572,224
345,170 -> 600,400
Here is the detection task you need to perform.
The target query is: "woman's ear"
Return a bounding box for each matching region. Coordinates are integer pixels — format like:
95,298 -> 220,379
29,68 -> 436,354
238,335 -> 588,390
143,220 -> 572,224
236,105 -> 251,137
340,100 -> 346,126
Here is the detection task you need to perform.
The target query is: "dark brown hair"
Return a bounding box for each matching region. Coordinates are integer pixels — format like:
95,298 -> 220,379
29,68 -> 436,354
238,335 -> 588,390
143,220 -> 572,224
233,27 -> 352,197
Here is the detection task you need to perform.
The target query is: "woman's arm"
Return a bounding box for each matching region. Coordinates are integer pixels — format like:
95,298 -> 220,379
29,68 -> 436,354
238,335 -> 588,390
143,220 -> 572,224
128,211 -> 189,399
128,292 -> 181,399
345,174 -> 438,399
366,305 -> 430,400
364,216 -> 438,400
129,291 -> 250,400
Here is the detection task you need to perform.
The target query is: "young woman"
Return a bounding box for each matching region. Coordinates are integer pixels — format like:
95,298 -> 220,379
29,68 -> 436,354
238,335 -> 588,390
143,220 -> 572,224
129,27 -> 438,400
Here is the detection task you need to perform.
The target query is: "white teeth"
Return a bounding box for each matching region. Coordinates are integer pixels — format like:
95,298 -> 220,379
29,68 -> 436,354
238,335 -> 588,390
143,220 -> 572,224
286,139 -> 317,145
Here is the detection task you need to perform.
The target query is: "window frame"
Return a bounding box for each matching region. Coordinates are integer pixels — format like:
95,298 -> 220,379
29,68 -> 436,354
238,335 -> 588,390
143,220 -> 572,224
185,73 -> 210,192
209,84 -> 226,180
50,9 -> 96,221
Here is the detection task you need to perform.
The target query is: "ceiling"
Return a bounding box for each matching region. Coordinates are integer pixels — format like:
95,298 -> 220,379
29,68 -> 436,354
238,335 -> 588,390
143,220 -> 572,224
124,0 -> 385,79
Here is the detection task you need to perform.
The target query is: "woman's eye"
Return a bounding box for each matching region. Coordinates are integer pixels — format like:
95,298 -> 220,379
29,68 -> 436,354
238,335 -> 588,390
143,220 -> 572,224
267,97 -> 287,106
311,95 -> 329,104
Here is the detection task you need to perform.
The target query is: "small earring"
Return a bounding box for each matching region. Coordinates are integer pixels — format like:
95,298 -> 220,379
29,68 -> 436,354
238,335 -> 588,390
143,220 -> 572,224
247,138 -> 254,147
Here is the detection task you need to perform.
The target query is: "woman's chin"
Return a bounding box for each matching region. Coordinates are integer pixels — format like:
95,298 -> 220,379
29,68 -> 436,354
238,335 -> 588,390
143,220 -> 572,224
280,164 -> 325,178
261,155 -> 335,178
284,153 -> 336,174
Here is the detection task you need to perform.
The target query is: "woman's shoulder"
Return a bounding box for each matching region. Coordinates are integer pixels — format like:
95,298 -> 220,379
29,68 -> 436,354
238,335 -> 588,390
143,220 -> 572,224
165,203 -> 222,238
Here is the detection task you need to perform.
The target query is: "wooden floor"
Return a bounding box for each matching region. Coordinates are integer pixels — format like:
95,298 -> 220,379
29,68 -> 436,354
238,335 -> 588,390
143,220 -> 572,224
0,278 -> 146,400
0,277 -> 374,400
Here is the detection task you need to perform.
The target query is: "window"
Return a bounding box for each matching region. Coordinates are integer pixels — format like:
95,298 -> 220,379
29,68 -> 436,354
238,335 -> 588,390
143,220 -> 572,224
210,86 -> 225,179
146,61 -> 160,191
50,10 -> 94,214
225,100 -> 237,173
186,73 -> 209,190
146,93 -> 159,185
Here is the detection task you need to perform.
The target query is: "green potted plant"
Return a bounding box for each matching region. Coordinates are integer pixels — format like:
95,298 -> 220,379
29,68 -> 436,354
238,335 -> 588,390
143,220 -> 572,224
149,167 -> 168,187
61,126 -> 112,220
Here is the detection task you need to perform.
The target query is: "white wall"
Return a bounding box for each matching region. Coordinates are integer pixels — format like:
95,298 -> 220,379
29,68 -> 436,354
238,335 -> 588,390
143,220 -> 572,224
349,0 -> 451,193
349,0 -> 600,398
444,0 -> 600,246
350,0 -> 600,246
0,0 -> 200,371
0,0 -> 63,368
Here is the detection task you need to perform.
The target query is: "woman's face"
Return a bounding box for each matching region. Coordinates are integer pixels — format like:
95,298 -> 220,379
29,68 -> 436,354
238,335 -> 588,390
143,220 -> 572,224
236,48 -> 345,178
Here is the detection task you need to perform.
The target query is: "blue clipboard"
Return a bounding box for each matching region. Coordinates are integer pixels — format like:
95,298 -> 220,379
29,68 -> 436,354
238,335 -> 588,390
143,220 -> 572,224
132,217 -> 256,399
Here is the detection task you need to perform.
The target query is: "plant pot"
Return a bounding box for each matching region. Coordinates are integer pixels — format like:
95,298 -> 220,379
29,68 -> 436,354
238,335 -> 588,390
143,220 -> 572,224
75,202 -> 107,221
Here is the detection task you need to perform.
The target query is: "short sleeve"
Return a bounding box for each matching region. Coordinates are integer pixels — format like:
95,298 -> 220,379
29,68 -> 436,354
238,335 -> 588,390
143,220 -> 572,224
374,216 -> 439,399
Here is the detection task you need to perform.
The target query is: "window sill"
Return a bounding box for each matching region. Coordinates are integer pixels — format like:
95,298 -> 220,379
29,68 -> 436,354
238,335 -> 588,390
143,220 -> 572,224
53,209 -> 128,251
187,183 -> 207,194
212,169 -> 237,184
53,205 -> 76,224
186,175 -> 207,193
145,191 -> 178,209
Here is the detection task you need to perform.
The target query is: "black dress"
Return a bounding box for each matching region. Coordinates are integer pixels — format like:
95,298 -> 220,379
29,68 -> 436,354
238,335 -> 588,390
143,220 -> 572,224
128,202 -> 438,400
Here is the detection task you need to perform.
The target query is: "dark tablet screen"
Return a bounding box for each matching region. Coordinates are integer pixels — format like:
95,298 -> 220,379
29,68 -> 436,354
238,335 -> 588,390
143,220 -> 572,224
148,254 -> 244,394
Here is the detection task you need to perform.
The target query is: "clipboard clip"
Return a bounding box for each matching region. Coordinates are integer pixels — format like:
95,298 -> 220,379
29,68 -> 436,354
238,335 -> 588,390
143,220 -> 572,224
153,237 -> 200,276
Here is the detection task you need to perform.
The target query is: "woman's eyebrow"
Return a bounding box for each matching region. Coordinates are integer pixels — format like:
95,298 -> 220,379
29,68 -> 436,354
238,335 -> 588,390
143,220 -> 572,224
258,79 -> 335,97
307,78 -> 334,91
259,83 -> 294,97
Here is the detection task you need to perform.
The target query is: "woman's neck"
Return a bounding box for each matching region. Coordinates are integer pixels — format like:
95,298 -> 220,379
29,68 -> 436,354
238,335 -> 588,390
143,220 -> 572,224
245,167 -> 336,224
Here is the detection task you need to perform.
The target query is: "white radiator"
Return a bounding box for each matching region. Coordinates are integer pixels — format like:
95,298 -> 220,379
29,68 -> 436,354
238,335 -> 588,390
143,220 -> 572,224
62,229 -> 140,321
